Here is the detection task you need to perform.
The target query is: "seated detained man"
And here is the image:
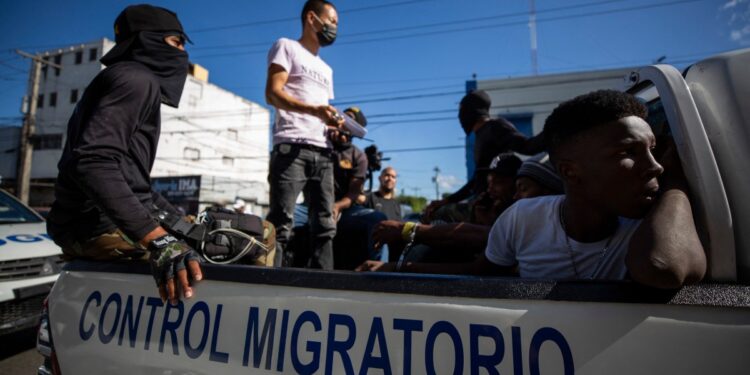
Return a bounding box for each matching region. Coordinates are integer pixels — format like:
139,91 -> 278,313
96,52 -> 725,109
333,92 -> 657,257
359,90 -> 706,289
367,153 -> 523,265
513,152 -> 563,200
330,107 -> 389,269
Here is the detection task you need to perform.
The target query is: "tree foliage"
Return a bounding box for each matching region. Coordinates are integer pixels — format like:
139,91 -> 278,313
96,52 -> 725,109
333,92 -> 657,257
397,195 -> 428,213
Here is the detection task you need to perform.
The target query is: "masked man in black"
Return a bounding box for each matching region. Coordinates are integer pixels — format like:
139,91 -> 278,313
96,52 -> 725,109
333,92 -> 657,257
47,4 -> 201,304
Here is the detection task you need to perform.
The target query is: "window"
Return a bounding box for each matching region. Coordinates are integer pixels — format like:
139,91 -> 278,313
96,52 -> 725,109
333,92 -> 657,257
0,190 -> 42,223
227,129 -> 238,140
89,48 -> 98,61
49,92 -> 57,107
70,89 -> 78,103
504,114 -> 534,137
222,156 -> 234,166
75,51 -> 83,65
42,57 -> 49,80
32,134 -> 63,150
53,55 -> 61,76
184,147 -> 200,161
37,94 -> 44,109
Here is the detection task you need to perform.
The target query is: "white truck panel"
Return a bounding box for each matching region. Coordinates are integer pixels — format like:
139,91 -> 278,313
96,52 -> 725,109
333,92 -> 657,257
49,269 -> 750,375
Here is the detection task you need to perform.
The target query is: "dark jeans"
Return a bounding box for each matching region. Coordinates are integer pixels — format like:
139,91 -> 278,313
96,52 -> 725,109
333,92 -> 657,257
333,206 -> 387,270
267,144 -> 336,270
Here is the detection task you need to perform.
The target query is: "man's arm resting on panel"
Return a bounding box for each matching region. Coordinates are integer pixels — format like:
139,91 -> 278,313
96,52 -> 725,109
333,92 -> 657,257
626,146 -> 706,289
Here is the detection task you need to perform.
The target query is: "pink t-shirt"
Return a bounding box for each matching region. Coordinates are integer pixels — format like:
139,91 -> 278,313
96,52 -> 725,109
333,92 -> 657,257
267,38 -> 334,148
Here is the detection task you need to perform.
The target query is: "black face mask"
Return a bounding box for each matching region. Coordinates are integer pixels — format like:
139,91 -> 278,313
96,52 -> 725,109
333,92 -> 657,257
313,13 -> 337,47
101,31 -> 189,108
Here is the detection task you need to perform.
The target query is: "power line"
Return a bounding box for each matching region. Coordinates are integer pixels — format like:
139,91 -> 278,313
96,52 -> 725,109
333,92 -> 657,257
381,145 -> 464,153
0,60 -> 28,74
368,108 -> 456,119
330,52 -> 723,107
332,90 -> 464,106
335,0 -> 707,46
368,116 -> 455,126
334,84 -> 461,102
158,156 -> 268,160
193,0 -> 708,59
155,157 -> 268,172
163,117 -> 270,154
192,0 -> 628,51
189,0 -> 432,34
160,126 -> 268,135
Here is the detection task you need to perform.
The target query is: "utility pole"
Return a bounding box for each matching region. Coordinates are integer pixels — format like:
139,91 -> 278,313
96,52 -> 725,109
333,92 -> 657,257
528,0 -> 539,75
15,50 -> 61,203
432,166 -> 441,200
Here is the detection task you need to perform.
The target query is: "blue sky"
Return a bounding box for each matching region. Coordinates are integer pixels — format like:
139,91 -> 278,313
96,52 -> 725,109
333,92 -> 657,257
1,0 -> 747,199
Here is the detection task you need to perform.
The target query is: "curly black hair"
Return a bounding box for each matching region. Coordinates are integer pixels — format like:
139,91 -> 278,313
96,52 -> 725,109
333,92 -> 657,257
543,90 -> 647,158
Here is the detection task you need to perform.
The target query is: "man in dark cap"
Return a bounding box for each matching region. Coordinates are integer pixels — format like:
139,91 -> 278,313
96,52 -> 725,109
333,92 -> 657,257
326,107 -> 390,269
513,153 -> 564,200
47,4 -> 201,304
331,107 -> 369,221
471,152 -> 523,225
424,90 -> 545,221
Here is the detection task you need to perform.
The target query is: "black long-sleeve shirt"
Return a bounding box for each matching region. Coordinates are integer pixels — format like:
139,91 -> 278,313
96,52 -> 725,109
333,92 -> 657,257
47,61 -> 177,244
449,118 -> 545,203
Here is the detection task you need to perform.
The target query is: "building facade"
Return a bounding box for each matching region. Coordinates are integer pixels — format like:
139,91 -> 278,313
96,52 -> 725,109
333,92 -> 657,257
0,38 -> 270,215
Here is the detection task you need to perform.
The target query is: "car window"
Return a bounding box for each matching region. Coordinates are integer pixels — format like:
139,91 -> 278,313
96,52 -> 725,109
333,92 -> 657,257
0,191 -> 43,223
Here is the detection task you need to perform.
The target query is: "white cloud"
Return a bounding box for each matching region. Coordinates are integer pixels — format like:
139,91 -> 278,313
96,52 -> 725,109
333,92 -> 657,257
435,174 -> 463,191
722,0 -> 741,10
721,0 -> 750,44
731,25 -> 750,40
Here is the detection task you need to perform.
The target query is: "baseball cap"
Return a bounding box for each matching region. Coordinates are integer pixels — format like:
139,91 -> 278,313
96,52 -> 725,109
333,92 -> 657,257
483,152 -> 522,177
344,107 -> 367,127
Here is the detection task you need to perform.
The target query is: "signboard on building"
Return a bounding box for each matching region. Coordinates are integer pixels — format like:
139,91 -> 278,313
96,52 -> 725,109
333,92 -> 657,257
152,175 -> 201,215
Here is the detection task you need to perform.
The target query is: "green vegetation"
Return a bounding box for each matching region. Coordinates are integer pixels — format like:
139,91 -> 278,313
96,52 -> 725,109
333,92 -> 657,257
397,195 -> 428,213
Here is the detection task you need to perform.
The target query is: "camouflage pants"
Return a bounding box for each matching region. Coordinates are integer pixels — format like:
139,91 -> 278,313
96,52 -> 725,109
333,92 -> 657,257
246,221 -> 277,267
59,229 -> 148,262
59,221 -> 278,267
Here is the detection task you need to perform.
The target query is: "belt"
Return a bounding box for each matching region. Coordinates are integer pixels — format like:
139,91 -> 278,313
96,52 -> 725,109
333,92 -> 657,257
277,143 -> 331,153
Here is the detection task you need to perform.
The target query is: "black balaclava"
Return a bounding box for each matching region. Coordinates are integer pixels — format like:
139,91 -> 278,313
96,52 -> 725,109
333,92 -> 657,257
458,90 -> 491,134
101,31 -> 189,107
100,5 -> 191,108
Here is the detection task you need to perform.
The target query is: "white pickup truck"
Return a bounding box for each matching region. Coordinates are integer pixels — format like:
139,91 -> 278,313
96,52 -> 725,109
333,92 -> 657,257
38,49 -> 750,375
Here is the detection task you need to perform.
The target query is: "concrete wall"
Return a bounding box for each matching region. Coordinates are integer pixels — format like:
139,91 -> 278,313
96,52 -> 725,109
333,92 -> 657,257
477,67 -> 637,136
32,39 -> 112,179
156,76 -> 271,205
